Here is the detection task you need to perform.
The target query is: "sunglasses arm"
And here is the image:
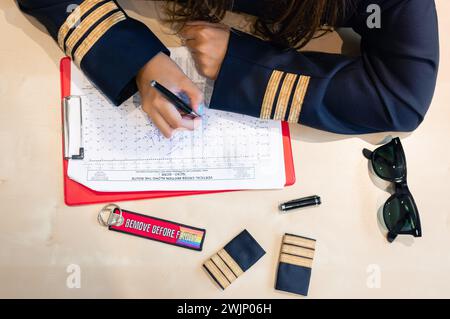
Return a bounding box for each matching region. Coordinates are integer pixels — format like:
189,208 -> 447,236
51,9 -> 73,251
363,148 -> 373,159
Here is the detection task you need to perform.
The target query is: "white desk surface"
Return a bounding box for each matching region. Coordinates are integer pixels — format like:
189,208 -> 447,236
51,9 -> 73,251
0,1 -> 449,298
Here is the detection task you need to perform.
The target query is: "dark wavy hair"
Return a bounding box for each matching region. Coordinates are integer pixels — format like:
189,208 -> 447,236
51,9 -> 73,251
163,0 -> 353,49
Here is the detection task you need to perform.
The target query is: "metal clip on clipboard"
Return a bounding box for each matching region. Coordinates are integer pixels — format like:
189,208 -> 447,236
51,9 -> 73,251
62,95 -> 84,160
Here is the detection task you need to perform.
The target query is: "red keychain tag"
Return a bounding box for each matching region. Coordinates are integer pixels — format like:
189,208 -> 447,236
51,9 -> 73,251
98,204 -> 206,251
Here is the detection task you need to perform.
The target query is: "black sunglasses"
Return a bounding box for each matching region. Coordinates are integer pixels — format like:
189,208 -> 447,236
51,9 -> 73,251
363,138 -> 422,243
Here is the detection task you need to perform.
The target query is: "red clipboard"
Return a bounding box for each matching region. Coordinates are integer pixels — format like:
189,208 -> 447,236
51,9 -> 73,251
60,57 -> 295,206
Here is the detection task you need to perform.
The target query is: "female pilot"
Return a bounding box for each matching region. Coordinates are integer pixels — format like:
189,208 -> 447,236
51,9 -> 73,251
18,0 -> 439,138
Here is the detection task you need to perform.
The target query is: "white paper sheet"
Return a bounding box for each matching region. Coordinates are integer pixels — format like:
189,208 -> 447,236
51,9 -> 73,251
67,47 -> 286,192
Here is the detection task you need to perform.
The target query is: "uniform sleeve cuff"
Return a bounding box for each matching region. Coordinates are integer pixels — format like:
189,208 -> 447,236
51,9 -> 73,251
209,29 -> 274,117
80,18 -> 169,106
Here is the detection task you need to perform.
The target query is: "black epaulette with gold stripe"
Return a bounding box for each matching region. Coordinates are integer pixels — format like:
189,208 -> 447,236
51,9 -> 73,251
275,233 -> 316,296
203,230 -> 265,290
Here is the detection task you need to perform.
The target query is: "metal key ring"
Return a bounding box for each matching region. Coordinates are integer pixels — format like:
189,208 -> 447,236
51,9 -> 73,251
98,203 -> 123,227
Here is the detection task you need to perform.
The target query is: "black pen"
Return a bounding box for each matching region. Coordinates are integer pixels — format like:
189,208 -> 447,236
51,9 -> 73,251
279,195 -> 321,212
150,80 -> 201,118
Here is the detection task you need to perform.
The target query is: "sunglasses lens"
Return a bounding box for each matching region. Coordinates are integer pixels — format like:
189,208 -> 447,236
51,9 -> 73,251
372,140 -> 405,180
384,195 -> 419,234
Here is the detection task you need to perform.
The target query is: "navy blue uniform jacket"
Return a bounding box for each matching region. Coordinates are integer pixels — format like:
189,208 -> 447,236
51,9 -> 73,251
18,0 -> 439,134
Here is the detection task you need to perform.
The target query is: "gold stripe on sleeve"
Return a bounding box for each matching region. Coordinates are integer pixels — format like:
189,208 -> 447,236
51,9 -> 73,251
74,11 -> 126,66
217,249 -> 244,277
279,253 -> 313,268
273,73 -> 298,121
260,70 -> 283,120
65,1 -> 118,57
57,0 -> 106,50
287,75 -> 310,123
204,259 -> 230,289
283,234 -> 316,250
281,244 -> 315,259
211,254 -> 237,283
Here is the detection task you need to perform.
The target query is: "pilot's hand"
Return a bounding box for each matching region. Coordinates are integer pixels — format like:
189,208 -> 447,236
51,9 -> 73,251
136,52 -> 204,138
179,21 -> 230,80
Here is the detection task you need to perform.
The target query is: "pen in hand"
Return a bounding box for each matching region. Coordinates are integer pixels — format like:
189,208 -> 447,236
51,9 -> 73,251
150,80 -> 201,118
